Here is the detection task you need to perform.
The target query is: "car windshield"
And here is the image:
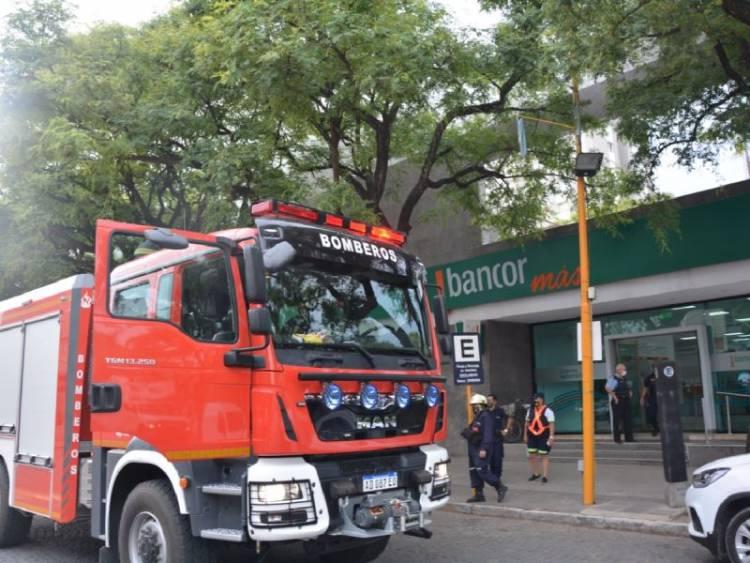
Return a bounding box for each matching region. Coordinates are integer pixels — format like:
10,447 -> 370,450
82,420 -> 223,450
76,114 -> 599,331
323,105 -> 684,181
266,266 -> 431,358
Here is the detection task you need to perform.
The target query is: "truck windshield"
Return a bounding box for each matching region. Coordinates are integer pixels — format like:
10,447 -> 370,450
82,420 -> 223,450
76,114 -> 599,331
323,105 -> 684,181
266,266 -> 432,362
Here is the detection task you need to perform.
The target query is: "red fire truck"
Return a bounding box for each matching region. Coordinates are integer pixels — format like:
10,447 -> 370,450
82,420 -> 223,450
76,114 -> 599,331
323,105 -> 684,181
0,200 -> 451,563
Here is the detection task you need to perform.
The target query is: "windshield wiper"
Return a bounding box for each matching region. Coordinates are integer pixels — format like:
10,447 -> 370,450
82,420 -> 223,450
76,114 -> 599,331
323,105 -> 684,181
338,341 -> 377,369
369,347 -> 431,368
277,341 -> 377,368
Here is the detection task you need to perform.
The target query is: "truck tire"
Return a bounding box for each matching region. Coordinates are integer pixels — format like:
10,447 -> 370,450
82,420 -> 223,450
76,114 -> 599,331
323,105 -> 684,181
725,506 -> 750,563
117,479 -> 216,563
320,536 -> 390,563
0,462 -> 32,547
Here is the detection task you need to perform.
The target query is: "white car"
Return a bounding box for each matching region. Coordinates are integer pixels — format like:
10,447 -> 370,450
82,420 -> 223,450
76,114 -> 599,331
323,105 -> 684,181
686,453 -> 750,562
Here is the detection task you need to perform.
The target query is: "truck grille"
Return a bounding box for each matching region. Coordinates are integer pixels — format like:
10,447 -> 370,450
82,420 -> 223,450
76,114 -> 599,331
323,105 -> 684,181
306,400 -> 428,441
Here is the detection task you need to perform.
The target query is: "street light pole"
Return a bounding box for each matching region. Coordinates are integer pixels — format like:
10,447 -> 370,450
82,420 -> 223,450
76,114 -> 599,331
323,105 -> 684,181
572,78 -> 596,506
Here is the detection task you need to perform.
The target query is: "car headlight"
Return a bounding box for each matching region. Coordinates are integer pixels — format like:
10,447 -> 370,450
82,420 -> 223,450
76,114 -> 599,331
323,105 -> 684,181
692,467 -> 730,488
256,482 -> 305,503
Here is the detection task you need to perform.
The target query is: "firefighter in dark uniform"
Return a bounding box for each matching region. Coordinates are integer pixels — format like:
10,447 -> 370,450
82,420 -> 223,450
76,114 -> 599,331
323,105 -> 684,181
606,363 -> 635,443
462,394 -> 506,503
487,393 -> 509,499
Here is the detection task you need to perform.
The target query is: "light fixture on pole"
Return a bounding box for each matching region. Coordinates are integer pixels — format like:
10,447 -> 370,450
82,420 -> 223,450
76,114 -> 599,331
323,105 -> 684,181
574,153 -> 604,177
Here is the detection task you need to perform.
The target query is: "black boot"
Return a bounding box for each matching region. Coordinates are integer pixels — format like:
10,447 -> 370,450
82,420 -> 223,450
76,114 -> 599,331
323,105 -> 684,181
496,482 -> 508,502
466,491 -> 486,503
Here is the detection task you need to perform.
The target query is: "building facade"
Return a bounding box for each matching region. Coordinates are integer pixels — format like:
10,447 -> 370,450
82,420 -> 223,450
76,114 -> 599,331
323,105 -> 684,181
421,180 -> 750,450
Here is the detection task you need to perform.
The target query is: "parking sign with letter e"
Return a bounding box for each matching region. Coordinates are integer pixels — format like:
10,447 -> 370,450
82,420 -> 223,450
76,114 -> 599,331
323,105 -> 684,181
451,333 -> 484,385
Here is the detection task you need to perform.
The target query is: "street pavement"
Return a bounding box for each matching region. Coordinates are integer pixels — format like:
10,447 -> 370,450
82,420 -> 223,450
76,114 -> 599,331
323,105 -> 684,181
450,446 -> 689,530
0,445 -> 703,562
0,508 -> 710,562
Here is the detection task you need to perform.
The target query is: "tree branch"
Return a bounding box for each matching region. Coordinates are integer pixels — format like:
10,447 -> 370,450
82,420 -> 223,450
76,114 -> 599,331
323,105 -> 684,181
397,72 -> 523,233
714,40 -> 749,93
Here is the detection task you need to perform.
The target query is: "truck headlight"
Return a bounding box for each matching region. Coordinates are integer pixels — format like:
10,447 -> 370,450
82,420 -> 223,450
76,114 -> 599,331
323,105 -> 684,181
692,467 -> 729,488
425,384 -> 440,408
434,462 -> 449,482
256,482 -> 305,503
249,481 -> 317,528
430,461 -> 450,501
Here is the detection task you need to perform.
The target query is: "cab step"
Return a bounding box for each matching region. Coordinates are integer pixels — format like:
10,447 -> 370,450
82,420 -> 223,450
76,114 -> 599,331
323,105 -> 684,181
201,483 -> 243,496
200,528 -> 245,542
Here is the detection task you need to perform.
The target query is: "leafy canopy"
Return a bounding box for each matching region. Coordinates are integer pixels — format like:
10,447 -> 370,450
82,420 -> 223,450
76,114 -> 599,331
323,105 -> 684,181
487,0 -> 750,177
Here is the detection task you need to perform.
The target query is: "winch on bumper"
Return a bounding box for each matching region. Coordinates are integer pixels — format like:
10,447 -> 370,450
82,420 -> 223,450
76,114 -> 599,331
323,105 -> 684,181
246,445 -> 450,542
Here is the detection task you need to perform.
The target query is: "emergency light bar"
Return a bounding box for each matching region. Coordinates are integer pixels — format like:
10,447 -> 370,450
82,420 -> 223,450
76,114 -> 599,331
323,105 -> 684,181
251,199 -> 406,247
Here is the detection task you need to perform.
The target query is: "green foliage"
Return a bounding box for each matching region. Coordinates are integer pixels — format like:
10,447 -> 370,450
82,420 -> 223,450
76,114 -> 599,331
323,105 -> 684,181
0,0 -> 298,298
3,0 -> 711,298
486,0 -> 750,176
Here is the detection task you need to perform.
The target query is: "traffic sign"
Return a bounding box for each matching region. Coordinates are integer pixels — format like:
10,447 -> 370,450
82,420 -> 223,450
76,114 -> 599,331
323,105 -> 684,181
451,333 -> 484,385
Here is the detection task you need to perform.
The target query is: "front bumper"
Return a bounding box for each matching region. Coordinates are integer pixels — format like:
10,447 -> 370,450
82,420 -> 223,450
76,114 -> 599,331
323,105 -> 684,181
246,444 -> 450,542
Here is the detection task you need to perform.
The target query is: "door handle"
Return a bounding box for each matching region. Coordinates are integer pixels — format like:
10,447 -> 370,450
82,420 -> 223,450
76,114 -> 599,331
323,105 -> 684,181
90,384 -> 122,413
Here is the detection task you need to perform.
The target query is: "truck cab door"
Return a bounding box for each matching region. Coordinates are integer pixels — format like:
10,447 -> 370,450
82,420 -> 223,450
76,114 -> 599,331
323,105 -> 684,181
90,220 -> 253,460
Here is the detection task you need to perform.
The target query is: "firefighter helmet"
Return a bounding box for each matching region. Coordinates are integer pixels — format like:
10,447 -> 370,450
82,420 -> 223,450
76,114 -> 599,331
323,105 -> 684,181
470,393 -> 488,406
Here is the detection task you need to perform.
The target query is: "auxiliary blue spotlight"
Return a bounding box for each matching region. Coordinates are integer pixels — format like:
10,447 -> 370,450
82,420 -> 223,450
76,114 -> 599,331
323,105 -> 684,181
323,383 -> 343,410
395,384 -> 411,409
425,384 -> 440,408
360,383 -> 379,410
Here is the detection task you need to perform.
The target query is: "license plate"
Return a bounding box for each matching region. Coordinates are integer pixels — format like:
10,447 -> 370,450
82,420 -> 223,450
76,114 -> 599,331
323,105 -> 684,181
362,471 -> 398,492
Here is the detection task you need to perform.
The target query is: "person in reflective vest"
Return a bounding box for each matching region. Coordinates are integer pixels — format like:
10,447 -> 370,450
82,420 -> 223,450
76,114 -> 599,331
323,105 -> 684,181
524,393 -> 555,483
461,394 -> 508,503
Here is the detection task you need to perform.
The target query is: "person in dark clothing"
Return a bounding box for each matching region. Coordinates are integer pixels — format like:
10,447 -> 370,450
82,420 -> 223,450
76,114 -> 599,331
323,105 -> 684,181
641,366 -> 659,436
461,394 -> 507,503
486,393 -> 509,498
606,363 -> 635,443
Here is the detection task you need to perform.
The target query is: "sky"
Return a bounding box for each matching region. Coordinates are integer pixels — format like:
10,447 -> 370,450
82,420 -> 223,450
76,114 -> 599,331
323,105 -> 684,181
1,0 -> 747,196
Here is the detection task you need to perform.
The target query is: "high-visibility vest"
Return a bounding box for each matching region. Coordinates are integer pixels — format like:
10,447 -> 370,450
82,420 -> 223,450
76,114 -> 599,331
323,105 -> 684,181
527,405 -> 550,436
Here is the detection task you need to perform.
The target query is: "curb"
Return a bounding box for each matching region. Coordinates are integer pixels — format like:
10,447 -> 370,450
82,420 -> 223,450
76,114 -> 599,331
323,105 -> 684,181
444,502 -> 688,538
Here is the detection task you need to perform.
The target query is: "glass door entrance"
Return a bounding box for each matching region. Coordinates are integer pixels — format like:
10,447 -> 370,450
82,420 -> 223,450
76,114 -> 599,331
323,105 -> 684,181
611,331 -> 705,433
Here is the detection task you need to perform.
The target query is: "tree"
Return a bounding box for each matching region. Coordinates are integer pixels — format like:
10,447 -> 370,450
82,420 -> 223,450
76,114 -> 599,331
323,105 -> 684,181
197,0 -> 640,235
0,0 -> 298,297
486,0 -> 750,178
0,0 -> 657,297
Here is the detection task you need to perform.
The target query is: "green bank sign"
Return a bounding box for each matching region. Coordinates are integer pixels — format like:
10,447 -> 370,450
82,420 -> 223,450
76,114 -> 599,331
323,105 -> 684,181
430,190 -> 750,310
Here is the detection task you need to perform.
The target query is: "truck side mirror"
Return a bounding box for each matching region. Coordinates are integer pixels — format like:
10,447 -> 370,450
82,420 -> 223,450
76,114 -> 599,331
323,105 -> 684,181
432,294 -> 449,335
439,335 -> 452,356
243,245 -> 267,304
263,241 -> 296,273
144,228 -> 189,250
248,307 -> 272,335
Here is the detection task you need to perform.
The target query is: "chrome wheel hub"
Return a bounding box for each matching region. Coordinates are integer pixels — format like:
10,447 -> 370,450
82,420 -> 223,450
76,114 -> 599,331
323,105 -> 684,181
734,519 -> 750,562
128,511 -> 167,563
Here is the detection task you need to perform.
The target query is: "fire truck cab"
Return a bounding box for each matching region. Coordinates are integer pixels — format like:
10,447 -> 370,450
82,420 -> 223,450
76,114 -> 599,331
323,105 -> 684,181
0,200 -> 451,563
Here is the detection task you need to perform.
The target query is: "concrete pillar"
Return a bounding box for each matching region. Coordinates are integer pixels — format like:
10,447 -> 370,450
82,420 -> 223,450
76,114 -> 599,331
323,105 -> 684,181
484,321 -> 534,406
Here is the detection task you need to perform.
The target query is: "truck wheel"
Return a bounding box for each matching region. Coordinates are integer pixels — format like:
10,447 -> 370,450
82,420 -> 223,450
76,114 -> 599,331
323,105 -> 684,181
320,536 -> 390,563
118,479 -> 215,563
725,506 -> 750,563
0,461 -> 31,547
